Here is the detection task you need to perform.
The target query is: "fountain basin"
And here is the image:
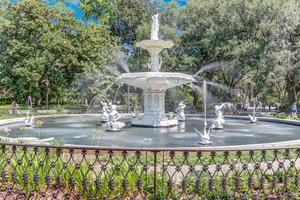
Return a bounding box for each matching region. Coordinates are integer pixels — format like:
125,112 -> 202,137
2,115 -> 300,147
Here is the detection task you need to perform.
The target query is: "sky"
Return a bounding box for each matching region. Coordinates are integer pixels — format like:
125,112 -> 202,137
64,0 -> 83,19
65,0 -> 187,19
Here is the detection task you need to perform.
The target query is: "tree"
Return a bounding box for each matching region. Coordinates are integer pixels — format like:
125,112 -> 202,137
80,0 -> 157,54
0,0 -> 116,105
177,0 -> 300,102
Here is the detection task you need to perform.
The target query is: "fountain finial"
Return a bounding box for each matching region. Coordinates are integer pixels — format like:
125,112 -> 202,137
151,14 -> 159,40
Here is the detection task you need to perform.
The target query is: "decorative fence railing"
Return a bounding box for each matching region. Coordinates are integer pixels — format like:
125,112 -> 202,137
0,143 -> 299,199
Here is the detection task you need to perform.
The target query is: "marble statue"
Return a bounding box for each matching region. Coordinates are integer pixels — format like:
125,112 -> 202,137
194,121 -> 212,144
131,111 -> 138,118
100,101 -> 110,122
175,101 -> 186,121
24,112 -> 34,127
106,104 -> 125,131
211,103 -> 225,129
249,114 -> 257,123
151,14 -> 159,40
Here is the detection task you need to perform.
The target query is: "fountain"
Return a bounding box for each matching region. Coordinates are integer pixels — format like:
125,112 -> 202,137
194,80 -> 212,144
5,13 -> 300,148
117,14 -> 195,127
87,94 -> 109,114
249,97 -> 258,123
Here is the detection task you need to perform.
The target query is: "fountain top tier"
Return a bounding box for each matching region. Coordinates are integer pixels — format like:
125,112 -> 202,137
137,39 -> 173,55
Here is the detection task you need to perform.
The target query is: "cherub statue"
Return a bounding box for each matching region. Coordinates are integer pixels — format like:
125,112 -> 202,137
211,103 -> 225,129
175,101 -> 186,121
100,101 -> 110,122
106,105 -> 125,131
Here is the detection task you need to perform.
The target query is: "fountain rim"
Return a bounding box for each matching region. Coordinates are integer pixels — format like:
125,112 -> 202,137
0,114 -> 300,151
136,39 -> 174,49
117,71 -> 196,76
116,72 -> 196,82
116,72 -> 196,90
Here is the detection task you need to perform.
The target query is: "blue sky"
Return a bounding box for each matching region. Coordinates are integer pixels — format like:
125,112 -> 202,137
65,0 -> 186,19
165,0 -> 186,6
64,0 -> 83,19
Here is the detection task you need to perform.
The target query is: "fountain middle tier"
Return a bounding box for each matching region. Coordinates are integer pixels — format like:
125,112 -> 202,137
117,72 -> 194,91
117,72 -> 195,127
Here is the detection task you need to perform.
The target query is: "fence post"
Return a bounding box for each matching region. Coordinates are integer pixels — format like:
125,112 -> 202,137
153,151 -> 157,200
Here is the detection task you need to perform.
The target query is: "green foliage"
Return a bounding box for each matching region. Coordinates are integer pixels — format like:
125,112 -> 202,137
1,0 -> 300,108
175,0 -> 300,101
0,0 -> 117,105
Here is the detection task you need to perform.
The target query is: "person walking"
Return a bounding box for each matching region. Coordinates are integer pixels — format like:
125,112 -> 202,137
11,101 -> 19,116
291,102 -> 297,117
262,102 -> 266,111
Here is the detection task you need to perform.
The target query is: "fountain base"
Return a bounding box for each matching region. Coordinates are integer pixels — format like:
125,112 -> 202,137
198,140 -> 212,145
106,129 -> 122,132
131,115 -> 178,127
211,126 -> 224,130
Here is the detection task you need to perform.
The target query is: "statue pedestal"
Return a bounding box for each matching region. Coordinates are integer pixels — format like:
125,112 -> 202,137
132,91 -> 178,127
132,115 -> 178,127
198,139 -> 212,145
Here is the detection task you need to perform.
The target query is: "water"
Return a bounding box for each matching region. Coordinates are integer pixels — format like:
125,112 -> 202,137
86,94 -> 109,113
194,62 -> 228,76
203,80 -> 207,121
4,116 -> 300,147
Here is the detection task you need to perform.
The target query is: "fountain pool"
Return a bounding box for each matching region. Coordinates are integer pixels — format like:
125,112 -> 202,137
3,115 -> 300,147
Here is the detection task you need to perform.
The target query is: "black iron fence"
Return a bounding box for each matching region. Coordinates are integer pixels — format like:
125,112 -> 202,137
0,143 -> 299,199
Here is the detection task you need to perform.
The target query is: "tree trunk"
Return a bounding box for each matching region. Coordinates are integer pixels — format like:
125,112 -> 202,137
84,98 -> 88,107
286,75 -> 296,104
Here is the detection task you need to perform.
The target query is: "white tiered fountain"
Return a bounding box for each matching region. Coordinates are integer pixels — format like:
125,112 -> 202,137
117,14 -> 195,127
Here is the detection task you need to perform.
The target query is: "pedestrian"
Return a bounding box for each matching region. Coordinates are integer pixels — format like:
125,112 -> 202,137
11,101 -> 19,116
291,102 -> 297,117
262,102 -> 266,111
